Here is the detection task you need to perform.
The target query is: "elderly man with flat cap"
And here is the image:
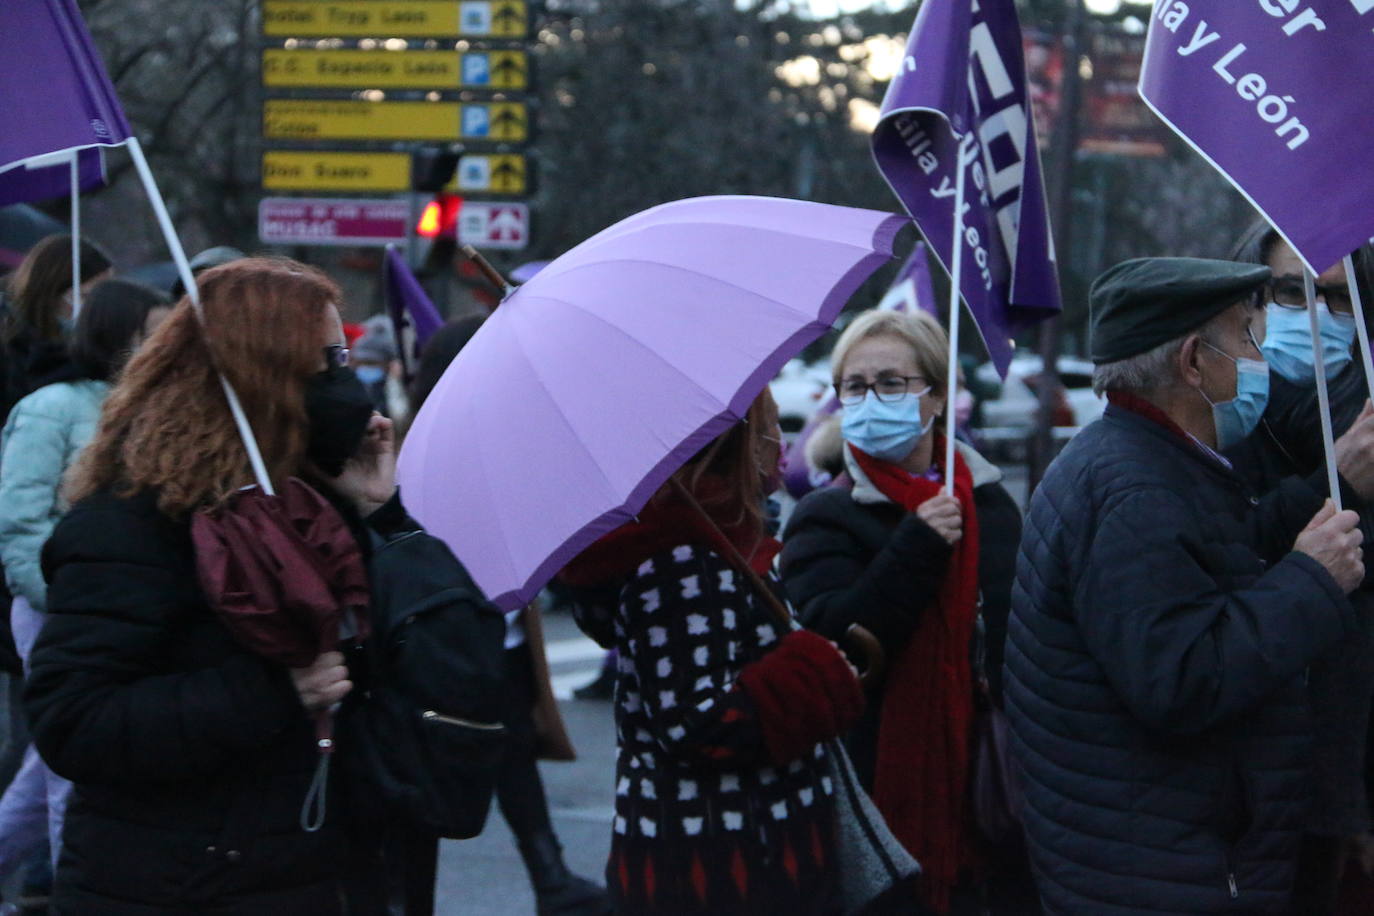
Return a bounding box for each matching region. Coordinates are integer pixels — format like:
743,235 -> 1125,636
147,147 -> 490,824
1004,257 -> 1367,916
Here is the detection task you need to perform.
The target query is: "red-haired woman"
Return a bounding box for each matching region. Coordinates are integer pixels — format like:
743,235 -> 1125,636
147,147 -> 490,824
22,259 -> 398,914
560,392 -> 864,916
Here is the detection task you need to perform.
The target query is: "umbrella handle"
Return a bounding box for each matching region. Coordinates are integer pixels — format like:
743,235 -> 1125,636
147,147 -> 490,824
844,624 -> 885,688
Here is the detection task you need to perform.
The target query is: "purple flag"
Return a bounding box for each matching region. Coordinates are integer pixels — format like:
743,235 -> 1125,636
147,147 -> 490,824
1140,2 -> 1374,274
0,148 -> 106,208
873,0 -> 1060,378
878,241 -> 939,315
383,246 -> 444,371
0,0 -> 131,174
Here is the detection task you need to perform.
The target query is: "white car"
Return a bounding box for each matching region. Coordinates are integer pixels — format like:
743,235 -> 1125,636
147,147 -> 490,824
975,354 -> 1105,433
769,358 -> 833,435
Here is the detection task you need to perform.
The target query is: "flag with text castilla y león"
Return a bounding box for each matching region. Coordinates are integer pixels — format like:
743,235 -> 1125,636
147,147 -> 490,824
872,0 -> 1061,379
1139,0 -> 1374,274
0,0 -> 131,182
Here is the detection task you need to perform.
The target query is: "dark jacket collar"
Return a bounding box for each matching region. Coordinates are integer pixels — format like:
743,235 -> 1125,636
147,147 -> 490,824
1102,394 -> 1239,483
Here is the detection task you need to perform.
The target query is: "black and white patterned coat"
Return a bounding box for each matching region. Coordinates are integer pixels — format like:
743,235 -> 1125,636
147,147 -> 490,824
606,543 -> 839,915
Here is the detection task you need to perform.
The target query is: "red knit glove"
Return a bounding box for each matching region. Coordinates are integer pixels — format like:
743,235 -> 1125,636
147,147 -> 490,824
737,629 -> 865,765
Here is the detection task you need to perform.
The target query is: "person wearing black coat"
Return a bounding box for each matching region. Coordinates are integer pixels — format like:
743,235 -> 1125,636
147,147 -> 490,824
1005,257 -> 1366,916
780,308 -> 1027,915
21,258 -> 416,914
1224,227 -> 1374,912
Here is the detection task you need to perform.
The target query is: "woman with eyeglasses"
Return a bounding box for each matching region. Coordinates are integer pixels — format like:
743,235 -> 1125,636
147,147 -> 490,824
779,309 -> 1026,915
19,258 -> 414,914
1225,224 -> 1374,914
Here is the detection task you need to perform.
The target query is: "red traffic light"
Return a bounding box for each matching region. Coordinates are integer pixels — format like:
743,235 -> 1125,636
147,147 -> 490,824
417,193 -> 462,239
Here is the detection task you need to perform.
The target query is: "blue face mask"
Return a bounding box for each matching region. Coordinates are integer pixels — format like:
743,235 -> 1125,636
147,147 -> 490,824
355,365 -> 386,386
1260,302 -> 1356,383
1200,342 -> 1270,450
841,389 -> 933,462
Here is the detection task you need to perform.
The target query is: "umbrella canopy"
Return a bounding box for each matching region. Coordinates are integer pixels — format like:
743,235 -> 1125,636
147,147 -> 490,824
398,195 -> 907,610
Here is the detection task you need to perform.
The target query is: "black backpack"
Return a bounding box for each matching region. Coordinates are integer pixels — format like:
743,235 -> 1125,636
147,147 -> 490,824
339,528 -> 508,839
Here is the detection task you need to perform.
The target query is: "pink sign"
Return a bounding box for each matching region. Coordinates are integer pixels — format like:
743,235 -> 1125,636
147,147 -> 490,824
258,197 -> 409,247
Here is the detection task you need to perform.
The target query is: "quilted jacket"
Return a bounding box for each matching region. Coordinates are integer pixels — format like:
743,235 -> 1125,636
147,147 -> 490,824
1004,402 -> 1355,915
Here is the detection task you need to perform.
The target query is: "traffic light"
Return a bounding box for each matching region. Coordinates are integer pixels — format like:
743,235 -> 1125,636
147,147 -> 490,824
416,193 -> 462,239
411,149 -> 460,192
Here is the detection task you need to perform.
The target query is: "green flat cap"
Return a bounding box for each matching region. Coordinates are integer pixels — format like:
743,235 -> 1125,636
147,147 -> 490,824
1089,257 -> 1271,365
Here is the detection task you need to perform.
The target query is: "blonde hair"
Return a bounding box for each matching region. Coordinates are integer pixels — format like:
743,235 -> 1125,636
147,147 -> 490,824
830,309 -> 950,397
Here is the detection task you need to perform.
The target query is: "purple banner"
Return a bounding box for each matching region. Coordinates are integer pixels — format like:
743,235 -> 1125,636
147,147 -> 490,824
873,0 -> 1061,378
0,148 -> 106,208
878,240 -> 940,315
1140,2 -> 1374,274
0,0 -> 131,173
383,246 -> 444,365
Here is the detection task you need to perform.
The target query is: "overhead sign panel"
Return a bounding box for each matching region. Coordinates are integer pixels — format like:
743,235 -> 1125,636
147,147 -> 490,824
261,49 -> 528,91
262,1 -> 528,39
262,150 -> 410,191
457,201 -> 529,250
264,99 -> 528,142
448,153 -> 529,195
459,1 -> 529,39
259,197 -> 409,246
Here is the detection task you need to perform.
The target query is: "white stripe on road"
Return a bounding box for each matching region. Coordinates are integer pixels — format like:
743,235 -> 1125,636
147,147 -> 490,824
544,636 -> 607,665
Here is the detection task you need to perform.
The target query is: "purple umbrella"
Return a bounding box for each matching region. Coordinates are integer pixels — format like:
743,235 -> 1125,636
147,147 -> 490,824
398,195 -> 906,610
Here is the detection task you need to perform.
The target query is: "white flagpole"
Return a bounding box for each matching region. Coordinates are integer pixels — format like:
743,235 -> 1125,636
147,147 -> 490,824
944,135 -> 970,497
123,137 -> 275,496
1343,253 -> 1374,403
69,150 -> 81,321
1305,267 -> 1342,509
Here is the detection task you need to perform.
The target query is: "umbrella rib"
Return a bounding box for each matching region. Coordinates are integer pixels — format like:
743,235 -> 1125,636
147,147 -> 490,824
530,252 -> 865,315
514,292 -> 735,415
567,216 -> 878,258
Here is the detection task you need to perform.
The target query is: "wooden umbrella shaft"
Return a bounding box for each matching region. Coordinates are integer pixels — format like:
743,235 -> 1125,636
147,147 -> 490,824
667,477 -> 793,628
666,476 -> 884,683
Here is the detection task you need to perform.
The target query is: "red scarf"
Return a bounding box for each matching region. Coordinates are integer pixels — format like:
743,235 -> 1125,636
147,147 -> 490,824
850,441 -> 979,915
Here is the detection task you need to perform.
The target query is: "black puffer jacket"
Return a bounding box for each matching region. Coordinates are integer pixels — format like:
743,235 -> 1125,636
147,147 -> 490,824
26,489 -> 347,915
1227,365 -> 1374,838
780,441 -> 1021,788
1005,402 -> 1355,915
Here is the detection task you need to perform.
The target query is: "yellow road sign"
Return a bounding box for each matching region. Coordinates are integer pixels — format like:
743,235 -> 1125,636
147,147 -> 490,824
262,151 -> 411,191
447,153 -> 528,195
261,49 -> 528,91
263,100 -> 528,143
262,1 -> 528,39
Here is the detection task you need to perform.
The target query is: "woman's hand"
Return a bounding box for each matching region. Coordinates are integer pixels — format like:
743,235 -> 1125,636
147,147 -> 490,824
916,491 -> 963,545
290,651 -> 352,712
332,415 -> 397,516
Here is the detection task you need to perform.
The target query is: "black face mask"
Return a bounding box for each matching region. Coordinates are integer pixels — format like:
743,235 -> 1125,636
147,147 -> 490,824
304,366 -> 375,477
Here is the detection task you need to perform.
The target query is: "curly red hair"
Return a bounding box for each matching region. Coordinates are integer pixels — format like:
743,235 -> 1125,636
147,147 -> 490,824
67,258 -> 341,517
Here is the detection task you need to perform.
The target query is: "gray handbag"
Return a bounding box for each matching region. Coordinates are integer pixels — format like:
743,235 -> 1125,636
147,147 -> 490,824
826,738 -> 922,915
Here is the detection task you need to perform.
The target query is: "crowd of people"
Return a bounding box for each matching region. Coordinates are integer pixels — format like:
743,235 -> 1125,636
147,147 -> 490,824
0,221 -> 1370,916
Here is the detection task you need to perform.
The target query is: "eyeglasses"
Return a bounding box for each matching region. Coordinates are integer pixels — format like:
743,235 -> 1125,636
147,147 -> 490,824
1269,276 -> 1355,316
324,344 -> 351,369
836,375 -> 927,406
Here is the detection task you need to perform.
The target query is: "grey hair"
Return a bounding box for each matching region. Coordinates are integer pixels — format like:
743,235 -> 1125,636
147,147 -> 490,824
1091,312 -> 1229,396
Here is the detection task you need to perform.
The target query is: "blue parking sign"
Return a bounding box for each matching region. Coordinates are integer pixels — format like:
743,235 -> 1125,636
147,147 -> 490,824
462,54 -> 491,86
462,105 -> 490,138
